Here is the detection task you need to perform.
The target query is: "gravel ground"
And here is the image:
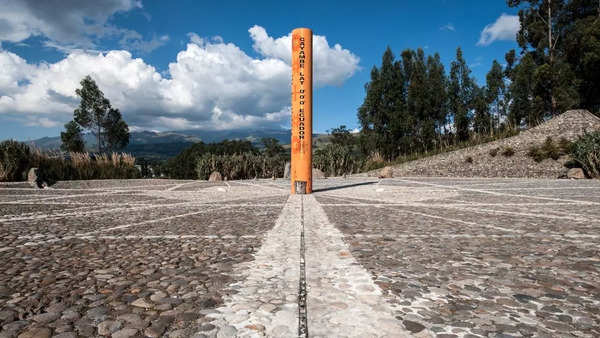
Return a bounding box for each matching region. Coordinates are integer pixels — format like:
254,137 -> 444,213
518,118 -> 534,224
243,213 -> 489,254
0,180 -> 287,338
1,177 -> 599,337
317,177 -> 600,337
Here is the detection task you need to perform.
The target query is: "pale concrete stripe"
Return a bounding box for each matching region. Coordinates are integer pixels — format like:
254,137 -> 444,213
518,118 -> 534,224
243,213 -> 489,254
203,195 -> 300,337
303,195 -> 411,337
398,178 -> 600,205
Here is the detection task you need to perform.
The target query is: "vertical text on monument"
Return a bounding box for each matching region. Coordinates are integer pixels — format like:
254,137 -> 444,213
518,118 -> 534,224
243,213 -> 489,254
291,28 -> 313,194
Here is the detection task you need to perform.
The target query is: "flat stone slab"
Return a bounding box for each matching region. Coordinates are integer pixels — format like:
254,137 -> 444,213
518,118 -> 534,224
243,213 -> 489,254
1,177 -> 599,337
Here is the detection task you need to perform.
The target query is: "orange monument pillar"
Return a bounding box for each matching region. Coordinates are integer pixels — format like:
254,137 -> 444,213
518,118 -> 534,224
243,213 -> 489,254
291,28 -> 313,194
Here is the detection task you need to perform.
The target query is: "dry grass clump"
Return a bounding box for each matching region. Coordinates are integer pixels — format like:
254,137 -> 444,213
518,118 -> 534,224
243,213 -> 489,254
0,139 -> 140,183
314,144 -> 366,176
501,147 -> 515,157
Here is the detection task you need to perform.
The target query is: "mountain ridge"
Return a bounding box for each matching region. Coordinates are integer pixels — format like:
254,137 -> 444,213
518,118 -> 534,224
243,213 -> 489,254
26,128 -> 298,160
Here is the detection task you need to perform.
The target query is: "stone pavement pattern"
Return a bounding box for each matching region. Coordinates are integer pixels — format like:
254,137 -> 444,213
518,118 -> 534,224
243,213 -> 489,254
0,177 -> 599,337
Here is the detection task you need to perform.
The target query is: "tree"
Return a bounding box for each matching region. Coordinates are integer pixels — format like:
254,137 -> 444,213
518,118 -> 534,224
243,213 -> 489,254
486,60 -> 506,135
329,125 -> 355,147
60,120 -> 85,153
508,0 -> 584,116
73,75 -> 129,152
261,137 -> 285,157
449,47 -> 475,142
104,108 -> 130,151
408,49 -> 431,151
473,85 -> 490,135
358,47 -> 406,160
426,53 -> 448,148
509,53 -> 536,127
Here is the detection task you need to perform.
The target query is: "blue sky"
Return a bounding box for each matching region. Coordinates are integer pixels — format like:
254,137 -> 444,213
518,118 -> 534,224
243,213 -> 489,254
0,0 -> 520,141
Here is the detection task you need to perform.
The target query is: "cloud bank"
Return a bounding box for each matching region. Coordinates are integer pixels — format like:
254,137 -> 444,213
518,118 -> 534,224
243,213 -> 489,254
0,0 -> 166,53
477,14 -> 520,46
0,26 -> 359,131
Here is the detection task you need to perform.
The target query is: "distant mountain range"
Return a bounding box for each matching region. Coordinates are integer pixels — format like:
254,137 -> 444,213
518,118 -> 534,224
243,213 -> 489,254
28,129 -> 295,160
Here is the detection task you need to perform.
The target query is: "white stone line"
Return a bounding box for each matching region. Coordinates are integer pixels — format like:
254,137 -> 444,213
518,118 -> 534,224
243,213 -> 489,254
17,234 -> 259,240
322,194 -> 524,234
3,234 -> 263,252
9,207 -> 233,247
481,186 -> 600,191
77,206 -> 231,236
321,201 -> 599,225
4,190 -> 125,204
0,199 -> 283,222
347,233 -> 600,240
448,199 -> 581,206
436,205 -> 600,224
232,180 -> 288,192
1,201 -> 152,206
100,183 -> 184,191
319,202 -> 583,207
203,195 -> 300,337
398,178 -> 600,205
0,182 -> 184,192
303,194 -> 412,337
166,181 -> 203,191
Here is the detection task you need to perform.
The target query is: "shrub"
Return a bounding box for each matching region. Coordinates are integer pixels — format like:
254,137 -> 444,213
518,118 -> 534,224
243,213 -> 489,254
541,137 -> 561,160
166,140 -> 259,179
527,146 -> 545,162
313,144 -> 366,177
362,152 -> 385,172
558,137 -> 573,154
501,147 -> 515,157
465,156 -> 473,163
0,140 -> 32,181
527,137 -> 571,163
196,153 -> 285,180
570,131 -> 600,178
488,148 -> 498,157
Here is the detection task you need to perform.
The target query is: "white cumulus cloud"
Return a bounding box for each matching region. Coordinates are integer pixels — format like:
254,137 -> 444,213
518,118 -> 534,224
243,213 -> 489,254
0,26 -> 359,131
249,25 -> 360,86
477,14 -> 520,46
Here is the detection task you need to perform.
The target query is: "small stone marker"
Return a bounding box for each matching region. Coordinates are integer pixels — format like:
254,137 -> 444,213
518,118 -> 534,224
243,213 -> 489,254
27,167 -> 47,188
567,168 -> 586,179
312,168 -> 325,179
284,162 -> 291,179
208,171 -> 223,182
378,166 -> 393,178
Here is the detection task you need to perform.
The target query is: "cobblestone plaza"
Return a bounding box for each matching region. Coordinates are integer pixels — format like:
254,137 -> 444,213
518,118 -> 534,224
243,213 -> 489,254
1,178 -> 599,337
